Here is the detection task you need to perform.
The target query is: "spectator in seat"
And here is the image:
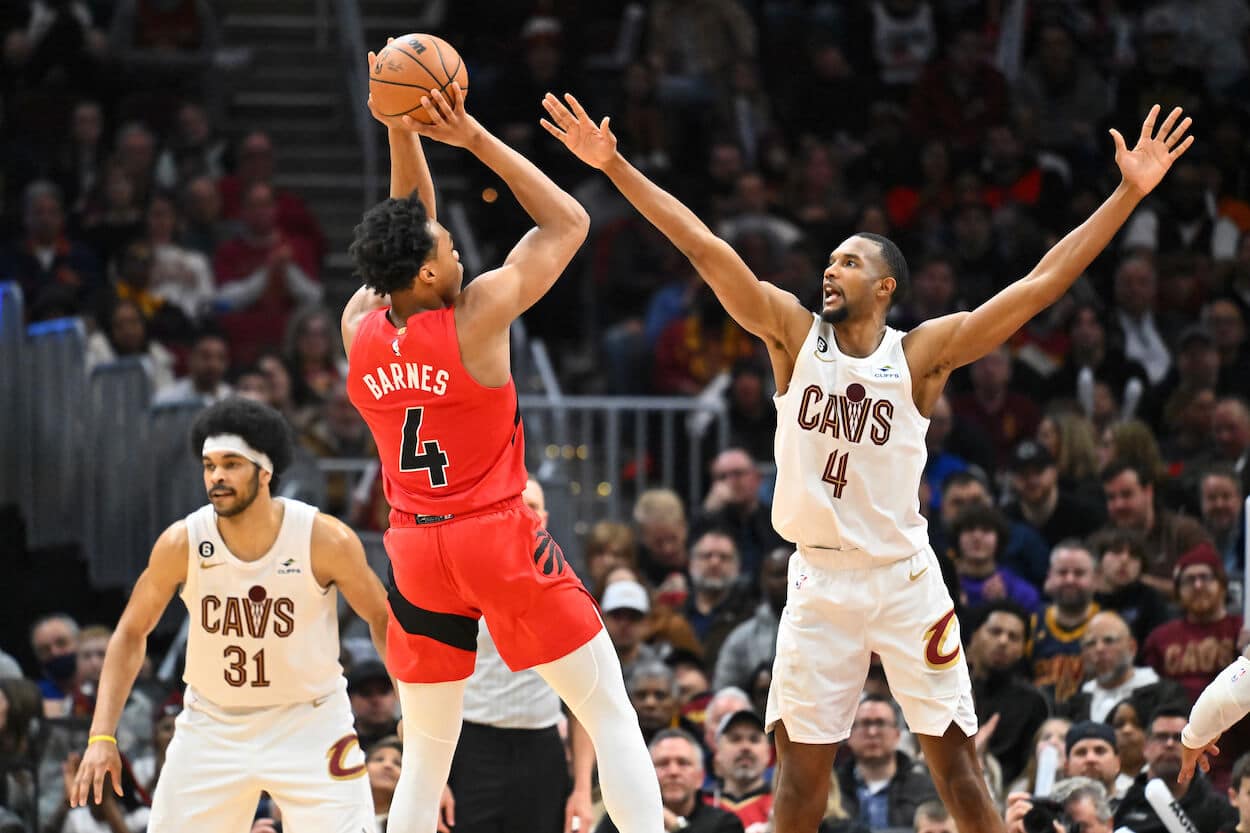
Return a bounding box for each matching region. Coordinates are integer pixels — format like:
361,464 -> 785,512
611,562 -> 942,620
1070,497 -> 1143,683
602,580 -> 660,681
365,735 -> 402,832
1100,458 -> 1211,596
1031,540 -> 1101,706
154,100 -> 229,190
835,694 -> 939,830
212,180 -> 321,366
965,601 -> 1049,786
346,661 -> 398,752
682,530 -> 753,671
706,710 -> 772,831
1068,612 -> 1160,724
1089,528 -> 1170,652
180,174 -> 236,259
84,296 -> 176,394
1004,439 -> 1105,550
1113,704 -> 1238,833
143,192 -> 215,324
582,521 -> 639,592
153,329 -> 231,405
1199,464 -> 1244,576
691,448 -> 785,581
633,488 -> 691,605
948,504 -> 1040,612
29,613 -> 83,717
106,238 -> 195,345
595,727 -> 744,833
218,131 -> 326,262
283,306 -> 347,407
1063,721 -> 1131,802
0,179 -> 101,320
951,346 -> 1040,470
713,547 -> 787,692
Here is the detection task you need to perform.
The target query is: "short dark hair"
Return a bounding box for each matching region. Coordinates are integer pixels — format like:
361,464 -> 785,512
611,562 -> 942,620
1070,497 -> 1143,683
190,398 -> 294,492
1087,527 -> 1147,564
942,469 -> 989,493
966,599 -> 1030,636
1148,702 -> 1191,729
1101,458 -> 1153,488
348,190 -> 436,295
649,727 -> 702,757
1231,752 -> 1250,792
855,232 -> 910,305
949,504 -> 1010,557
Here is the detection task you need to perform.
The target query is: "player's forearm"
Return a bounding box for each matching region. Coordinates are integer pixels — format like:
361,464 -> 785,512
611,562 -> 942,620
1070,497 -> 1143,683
600,151 -> 713,258
1022,181 -> 1141,302
1183,655 -> 1250,748
368,615 -> 388,669
89,630 -> 148,736
465,126 -> 588,233
389,129 -> 437,217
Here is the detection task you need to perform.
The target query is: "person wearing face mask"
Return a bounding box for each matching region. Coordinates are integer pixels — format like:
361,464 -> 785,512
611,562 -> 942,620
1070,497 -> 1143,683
30,613 -> 83,716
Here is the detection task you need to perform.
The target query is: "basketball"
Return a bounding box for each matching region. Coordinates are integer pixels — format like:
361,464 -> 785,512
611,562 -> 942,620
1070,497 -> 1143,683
369,34 -> 469,123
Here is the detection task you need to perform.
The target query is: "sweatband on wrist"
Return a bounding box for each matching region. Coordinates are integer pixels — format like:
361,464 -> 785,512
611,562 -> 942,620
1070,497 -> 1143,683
87,735 -> 117,746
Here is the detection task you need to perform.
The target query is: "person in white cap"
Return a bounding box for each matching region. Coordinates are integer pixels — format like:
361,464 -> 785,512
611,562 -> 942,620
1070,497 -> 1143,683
601,580 -> 656,681
69,398 -> 390,832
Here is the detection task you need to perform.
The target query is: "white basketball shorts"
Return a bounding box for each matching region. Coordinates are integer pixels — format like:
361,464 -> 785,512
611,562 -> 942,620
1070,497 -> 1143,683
765,545 -> 977,744
148,685 -> 373,832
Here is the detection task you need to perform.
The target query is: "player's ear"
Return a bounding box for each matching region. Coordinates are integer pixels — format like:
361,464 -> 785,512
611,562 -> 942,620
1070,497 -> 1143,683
259,467 -> 272,490
878,276 -> 896,300
417,262 -> 438,286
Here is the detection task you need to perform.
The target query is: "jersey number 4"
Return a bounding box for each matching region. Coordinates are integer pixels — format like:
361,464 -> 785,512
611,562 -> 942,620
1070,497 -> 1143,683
400,407 -> 450,488
822,450 -> 849,498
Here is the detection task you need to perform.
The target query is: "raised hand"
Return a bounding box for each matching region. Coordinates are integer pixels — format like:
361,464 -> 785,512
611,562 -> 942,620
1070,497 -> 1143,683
366,39 -> 413,131
409,83 -> 481,149
1110,104 -> 1194,197
541,93 -> 617,170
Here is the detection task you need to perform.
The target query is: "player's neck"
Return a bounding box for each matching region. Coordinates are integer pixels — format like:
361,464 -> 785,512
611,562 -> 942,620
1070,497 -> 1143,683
372,787 -> 392,816
830,317 -> 886,359
215,494 -> 284,561
390,290 -> 447,325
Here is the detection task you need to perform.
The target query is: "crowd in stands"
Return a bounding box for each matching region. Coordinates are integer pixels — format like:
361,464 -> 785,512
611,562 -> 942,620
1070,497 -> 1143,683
5,1 -> 1250,832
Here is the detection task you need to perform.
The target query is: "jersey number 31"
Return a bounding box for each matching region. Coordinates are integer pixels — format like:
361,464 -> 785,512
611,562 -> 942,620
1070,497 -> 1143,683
400,407 -> 450,488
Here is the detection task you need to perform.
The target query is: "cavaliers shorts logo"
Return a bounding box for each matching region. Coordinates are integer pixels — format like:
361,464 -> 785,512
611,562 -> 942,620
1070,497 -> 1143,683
923,608 -> 961,670
533,530 -> 567,577
327,734 -> 367,780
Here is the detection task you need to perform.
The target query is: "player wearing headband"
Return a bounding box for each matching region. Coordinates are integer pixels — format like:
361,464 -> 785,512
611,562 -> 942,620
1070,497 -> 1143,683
69,398 -> 390,832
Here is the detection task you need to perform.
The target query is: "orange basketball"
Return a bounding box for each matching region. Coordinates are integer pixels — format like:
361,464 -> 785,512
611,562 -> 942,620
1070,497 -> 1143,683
369,34 -> 469,123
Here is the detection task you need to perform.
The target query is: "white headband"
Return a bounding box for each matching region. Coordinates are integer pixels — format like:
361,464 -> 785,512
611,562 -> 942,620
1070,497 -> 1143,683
202,434 -> 274,474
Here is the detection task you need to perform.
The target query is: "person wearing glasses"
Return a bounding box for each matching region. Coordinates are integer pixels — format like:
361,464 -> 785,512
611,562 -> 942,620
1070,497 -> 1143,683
1115,705 -> 1237,832
1069,612 -> 1172,723
833,695 -> 938,830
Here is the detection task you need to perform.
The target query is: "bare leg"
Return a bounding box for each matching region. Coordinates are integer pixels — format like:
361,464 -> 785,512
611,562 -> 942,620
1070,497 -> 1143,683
915,723 -> 1006,833
772,721 -> 840,833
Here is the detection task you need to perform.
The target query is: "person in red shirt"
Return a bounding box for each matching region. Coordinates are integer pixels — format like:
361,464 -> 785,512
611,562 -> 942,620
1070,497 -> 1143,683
339,70 -> 662,833
1144,542 -> 1247,790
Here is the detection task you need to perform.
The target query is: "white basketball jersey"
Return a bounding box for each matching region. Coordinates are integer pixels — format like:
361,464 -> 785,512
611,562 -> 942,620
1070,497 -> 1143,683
772,316 -> 930,561
181,499 -> 344,707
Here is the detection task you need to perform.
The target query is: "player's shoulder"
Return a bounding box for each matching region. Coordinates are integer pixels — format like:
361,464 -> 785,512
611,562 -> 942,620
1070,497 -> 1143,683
154,519 -> 190,553
310,512 -> 363,550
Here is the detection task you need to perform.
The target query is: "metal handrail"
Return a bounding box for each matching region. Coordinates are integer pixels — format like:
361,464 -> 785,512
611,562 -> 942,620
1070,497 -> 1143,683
334,0 -> 379,213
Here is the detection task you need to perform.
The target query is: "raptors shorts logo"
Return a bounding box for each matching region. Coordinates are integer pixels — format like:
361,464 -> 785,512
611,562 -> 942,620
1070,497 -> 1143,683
327,734 -> 367,780
923,608 -> 961,670
533,530 -> 567,577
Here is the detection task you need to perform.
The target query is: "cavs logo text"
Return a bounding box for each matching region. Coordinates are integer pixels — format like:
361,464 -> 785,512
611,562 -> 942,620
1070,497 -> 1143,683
923,608 -> 961,670
327,734 -> 367,780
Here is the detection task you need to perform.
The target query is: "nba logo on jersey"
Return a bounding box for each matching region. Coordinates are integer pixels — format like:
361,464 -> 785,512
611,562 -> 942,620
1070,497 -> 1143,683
391,337 -> 401,357
794,573 -> 808,590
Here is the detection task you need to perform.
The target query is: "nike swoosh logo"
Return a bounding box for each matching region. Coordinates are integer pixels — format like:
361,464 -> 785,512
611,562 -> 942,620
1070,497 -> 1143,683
908,566 -> 928,582
312,695 -> 332,708
200,561 -> 226,570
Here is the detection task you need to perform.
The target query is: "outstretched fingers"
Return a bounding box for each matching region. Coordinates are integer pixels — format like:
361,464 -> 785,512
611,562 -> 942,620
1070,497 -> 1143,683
563,93 -> 591,124
1139,103 -> 1161,143
1166,116 -> 1193,149
539,118 -> 565,141
1153,106 -> 1183,142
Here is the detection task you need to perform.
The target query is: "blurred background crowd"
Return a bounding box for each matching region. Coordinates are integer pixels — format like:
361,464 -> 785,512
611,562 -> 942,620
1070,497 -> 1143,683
4,0 -> 1250,832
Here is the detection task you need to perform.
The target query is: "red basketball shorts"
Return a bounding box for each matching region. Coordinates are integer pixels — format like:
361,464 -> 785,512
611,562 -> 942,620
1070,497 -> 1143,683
382,496 -> 603,683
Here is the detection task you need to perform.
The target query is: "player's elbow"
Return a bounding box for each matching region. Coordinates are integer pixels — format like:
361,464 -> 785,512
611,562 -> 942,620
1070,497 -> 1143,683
680,229 -> 720,264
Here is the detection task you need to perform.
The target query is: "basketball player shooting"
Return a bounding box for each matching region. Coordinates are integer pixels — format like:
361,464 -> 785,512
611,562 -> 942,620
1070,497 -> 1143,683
69,398 -> 390,832
339,61 -> 663,833
542,94 -> 1193,833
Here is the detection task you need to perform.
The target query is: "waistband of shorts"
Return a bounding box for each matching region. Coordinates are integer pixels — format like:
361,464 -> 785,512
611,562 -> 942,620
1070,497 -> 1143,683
797,543 -> 921,571
461,719 -> 559,737
389,495 -> 524,528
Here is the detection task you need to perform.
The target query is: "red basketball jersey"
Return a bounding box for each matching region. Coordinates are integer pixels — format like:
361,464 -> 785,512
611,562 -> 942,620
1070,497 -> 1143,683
346,307 -> 526,517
